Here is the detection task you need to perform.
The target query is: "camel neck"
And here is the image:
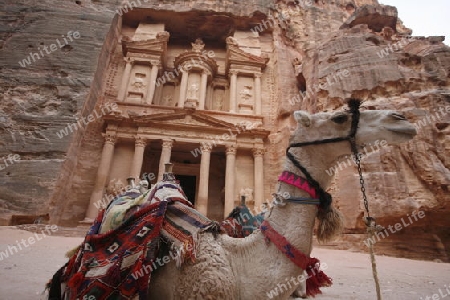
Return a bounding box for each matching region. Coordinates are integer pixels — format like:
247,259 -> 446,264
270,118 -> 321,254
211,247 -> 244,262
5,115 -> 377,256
265,181 -> 318,255
286,144 -> 344,189
262,146 -> 341,255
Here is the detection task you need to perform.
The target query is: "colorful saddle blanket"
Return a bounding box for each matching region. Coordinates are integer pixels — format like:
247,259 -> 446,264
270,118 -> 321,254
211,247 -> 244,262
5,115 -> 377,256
220,205 -> 265,238
49,181 -> 219,300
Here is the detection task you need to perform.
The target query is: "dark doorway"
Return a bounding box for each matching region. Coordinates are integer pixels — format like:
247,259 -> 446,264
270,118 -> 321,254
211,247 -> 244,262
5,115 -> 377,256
176,175 -> 197,205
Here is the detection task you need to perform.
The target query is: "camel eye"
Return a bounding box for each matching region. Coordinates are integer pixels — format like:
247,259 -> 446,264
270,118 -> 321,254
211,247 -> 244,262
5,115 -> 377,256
391,113 -> 407,120
331,114 -> 348,124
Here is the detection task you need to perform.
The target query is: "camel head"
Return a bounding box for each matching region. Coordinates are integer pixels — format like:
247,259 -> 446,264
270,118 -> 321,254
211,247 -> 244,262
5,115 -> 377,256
291,104 -> 417,152
286,102 -> 417,243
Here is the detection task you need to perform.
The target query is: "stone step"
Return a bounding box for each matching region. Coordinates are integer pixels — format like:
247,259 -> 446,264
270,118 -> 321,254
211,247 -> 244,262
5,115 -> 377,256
15,224 -> 89,238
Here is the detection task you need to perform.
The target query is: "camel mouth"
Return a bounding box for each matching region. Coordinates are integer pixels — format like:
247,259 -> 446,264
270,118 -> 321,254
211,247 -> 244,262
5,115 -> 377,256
386,126 -> 417,138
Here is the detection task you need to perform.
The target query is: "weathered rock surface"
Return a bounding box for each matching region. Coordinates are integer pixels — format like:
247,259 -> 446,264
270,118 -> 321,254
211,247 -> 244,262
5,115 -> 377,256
278,2 -> 450,261
340,4 -> 398,32
0,0 -> 449,261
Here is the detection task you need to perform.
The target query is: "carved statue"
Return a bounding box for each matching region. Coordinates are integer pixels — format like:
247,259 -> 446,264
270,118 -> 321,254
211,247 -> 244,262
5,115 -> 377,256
132,73 -> 146,90
163,95 -> 173,106
239,85 -> 253,102
214,94 -> 223,110
187,83 -> 199,99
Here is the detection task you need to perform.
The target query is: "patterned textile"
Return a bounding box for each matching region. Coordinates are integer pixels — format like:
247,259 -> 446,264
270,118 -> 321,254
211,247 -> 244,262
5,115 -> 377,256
220,205 -> 265,238
260,220 -> 332,297
99,188 -> 149,233
162,200 -> 220,266
51,180 -> 219,300
278,171 -> 318,198
62,201 -> 167,300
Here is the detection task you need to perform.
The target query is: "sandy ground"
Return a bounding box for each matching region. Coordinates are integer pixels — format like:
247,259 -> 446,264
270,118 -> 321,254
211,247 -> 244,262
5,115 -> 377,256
0,227 -> 449,300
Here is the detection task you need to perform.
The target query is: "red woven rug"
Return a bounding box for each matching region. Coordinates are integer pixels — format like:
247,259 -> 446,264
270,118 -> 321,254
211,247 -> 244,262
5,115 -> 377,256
62,200 -> 167,300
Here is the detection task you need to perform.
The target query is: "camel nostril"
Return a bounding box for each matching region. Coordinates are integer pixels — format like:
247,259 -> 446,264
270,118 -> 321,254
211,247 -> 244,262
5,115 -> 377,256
391,113 -> 407,120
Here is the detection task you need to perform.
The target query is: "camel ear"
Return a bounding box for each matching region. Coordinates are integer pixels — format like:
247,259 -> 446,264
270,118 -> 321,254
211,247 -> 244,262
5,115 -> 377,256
293,111 -> 311,127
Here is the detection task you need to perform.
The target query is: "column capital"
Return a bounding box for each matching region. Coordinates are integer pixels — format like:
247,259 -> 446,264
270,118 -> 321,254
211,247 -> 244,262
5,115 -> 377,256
226,143 -> 237,155
201,69 -> 212,77
150,60 -> 161,68
254,72 -> 262,79
103,133 -> 117,145
135,136 -> 147,147
124,56 -> 135,64
162,139 -> 174,148
229,70 -> 239,78
200,143 -> 213,152
252,147 -> 265,157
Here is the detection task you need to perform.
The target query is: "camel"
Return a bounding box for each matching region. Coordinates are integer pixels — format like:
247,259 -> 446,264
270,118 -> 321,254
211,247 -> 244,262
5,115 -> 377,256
147,100 -> 417,299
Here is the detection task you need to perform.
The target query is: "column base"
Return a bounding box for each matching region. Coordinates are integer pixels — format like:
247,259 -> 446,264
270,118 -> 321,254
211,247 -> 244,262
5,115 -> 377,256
184,98 -> 199,108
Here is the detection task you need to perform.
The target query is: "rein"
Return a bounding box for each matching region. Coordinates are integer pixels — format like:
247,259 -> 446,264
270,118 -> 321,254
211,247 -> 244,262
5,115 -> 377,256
285,99 -> 364,212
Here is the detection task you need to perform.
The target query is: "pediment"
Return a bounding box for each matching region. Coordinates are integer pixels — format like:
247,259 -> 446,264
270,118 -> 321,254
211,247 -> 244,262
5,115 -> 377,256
122,34 -> 169,56
131,110 -> 237,130
226,44 -> 270,68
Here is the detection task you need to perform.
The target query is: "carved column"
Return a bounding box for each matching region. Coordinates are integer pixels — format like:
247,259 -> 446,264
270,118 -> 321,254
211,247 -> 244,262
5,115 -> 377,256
178,70 -> 189,108
254,73 -> 262,115
84,133 -> 117,221
224,144 -> 237,217
253,147 -> 265,211
129,136 -> 147,182
146,61 -> 159,104
229,70 -> 238,113
198,70 -> 208,110
197,144 -> 212,215
158,139 -> 174,181
118,57 -> 133,101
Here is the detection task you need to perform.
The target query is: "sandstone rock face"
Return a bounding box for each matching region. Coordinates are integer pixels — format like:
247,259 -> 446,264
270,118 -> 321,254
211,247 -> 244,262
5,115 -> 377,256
0,0 -> 120,224
0,0 -> 448,261
278,2 -> 450,261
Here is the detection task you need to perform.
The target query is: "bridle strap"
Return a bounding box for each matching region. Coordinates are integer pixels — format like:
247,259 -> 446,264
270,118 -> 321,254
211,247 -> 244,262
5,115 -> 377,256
285,197 -> 321,205
289,136 -> 349,148
286,99 -> 362,210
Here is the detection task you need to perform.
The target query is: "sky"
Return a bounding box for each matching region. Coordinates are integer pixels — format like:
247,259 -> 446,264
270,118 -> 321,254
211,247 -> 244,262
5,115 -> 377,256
379,0 -> 449,45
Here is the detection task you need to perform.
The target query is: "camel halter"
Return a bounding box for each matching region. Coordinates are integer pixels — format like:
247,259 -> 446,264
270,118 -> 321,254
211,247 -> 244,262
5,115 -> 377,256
286,99 -> 383,300
285,99 -> 370,216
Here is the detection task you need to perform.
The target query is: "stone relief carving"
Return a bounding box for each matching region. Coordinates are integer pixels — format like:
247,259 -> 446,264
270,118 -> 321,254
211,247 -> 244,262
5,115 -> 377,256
191,38 -> 205,53
162,95 -> 173,106
238,85 -> 254,113
239,85 -> 253,102
131,73 -> 147,90
236,121 -> 263,130
214,94 -> 224,111
187,83 -> 199,99
185,82 -> 200,108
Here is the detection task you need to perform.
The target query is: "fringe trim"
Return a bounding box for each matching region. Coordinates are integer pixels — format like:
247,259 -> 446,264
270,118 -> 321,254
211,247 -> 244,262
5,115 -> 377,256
305,258 -> 332,297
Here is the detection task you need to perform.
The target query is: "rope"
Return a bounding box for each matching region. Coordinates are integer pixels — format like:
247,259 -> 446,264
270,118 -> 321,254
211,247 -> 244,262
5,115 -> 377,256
366,221 -> 383,300
348,99 -> 383,300
355,144 -> 383,300
288,99 -> 383,300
